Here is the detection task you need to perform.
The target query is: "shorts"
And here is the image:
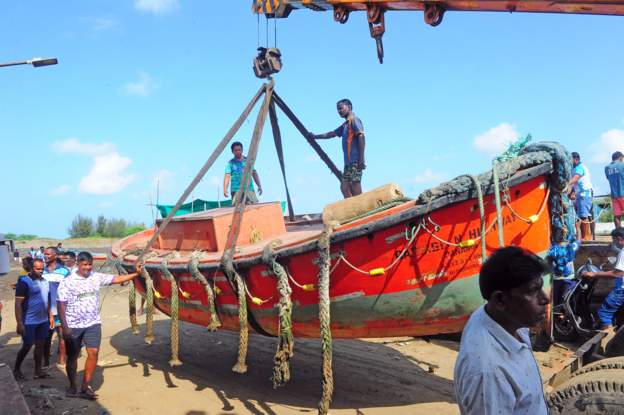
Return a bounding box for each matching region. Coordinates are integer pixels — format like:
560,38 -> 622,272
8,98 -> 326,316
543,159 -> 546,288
67,324 -> 102,350
232,190 -> 258,205
343,163 -> 363,183
613,197 -> 624,217
23,322 -> 49,346
575,194 -> 593,219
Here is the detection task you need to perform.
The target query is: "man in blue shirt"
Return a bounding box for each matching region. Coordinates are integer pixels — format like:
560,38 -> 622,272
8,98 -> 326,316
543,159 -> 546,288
569,152 -> 594,240
454,247 -> 549,414
308,99 -> 366,198
13,258 -> 54,380
223,141 -> 263,205
43,246 -> 71,368
605,151 -> 624,228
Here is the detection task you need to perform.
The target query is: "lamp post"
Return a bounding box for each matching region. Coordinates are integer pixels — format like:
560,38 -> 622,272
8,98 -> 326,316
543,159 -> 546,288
0,57 -> 58,68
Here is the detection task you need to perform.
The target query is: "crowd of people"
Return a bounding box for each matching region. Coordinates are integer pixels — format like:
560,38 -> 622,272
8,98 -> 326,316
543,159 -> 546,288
3,247 -> 139,401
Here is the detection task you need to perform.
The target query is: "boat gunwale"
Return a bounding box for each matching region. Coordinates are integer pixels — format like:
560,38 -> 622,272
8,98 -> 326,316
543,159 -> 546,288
113,161 -> 552,271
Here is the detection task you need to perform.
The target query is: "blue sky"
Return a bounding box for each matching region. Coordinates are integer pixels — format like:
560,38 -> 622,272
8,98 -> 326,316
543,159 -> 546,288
1,1 -> 623,238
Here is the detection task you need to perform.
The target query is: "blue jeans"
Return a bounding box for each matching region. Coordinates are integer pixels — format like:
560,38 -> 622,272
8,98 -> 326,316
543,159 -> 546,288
598,286 -> 624,328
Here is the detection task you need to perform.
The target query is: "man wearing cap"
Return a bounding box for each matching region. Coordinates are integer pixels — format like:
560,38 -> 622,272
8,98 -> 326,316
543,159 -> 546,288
606,151 -> 624,228
569,152 -> 594,240
454,246 -> 550,414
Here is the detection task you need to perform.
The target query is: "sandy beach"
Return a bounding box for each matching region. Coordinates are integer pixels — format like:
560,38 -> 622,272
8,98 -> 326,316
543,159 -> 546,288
0,261 -> 572,415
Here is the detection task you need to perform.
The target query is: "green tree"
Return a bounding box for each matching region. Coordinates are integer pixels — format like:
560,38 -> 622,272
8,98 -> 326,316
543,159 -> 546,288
68,215 -> 94,238
96,215 -> 107,236
103,218 -> 128,237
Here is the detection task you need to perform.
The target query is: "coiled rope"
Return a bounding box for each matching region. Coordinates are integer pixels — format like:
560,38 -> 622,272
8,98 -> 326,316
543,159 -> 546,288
262,242 -> 294,388
160,261 -> 182,366
189,252 -> 221,331
317,224 -> 335,415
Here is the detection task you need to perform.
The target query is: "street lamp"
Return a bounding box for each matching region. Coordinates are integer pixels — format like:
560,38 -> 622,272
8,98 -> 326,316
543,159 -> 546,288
0,57 -> 58,68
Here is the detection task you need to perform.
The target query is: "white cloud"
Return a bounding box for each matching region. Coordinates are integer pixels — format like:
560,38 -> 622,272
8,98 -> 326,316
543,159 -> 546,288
153,169 -> 174,192
50,184 -> 71,196
589,129 -> 624,164
134,0 -> 179,15
411,169 -> 447,184
53,138 -> 115,155
91,17 -> 117,31
473,123 -> 519,156
80,152 -> 135,195
122,72 -> 157,97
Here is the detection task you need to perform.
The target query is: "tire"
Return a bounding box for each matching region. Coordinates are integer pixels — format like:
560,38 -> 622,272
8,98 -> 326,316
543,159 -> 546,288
547,369 -> 624,414
573,357 -> 624,377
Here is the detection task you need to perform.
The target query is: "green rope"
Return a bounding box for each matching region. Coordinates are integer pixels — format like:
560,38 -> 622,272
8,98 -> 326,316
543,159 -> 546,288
189,253 -> 221,331
339,197 -> 412,225
160,261 -> 182,366
492,162 -> 505,247
114,259 -> 140,336
469,175 -> 487,263
495,134 -> 532,162
142,266 -> 155,345
262,242 -> 294,388
317,225 -> 334,415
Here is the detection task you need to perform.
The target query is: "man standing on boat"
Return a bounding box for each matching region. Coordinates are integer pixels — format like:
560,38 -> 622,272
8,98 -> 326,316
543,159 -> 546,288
308,99 -> 366,198
57,252 -> 142,399
569,152 -> 594,240
454,246 -> 550,414
223,141 -> 263,205
605,151 -> 624,228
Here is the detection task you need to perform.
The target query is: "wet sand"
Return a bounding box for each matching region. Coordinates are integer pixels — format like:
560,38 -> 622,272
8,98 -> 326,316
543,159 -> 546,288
0,265 -> 572,415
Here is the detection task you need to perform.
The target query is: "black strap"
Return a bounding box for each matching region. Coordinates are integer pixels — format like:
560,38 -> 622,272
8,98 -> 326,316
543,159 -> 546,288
269,99 -> 295,221
272,92 -> 343,182
223,83 -> 274,255
137,84 -> 267,262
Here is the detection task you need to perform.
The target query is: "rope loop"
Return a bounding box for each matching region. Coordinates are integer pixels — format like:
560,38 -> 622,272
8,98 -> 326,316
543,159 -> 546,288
189,252 -> 222,331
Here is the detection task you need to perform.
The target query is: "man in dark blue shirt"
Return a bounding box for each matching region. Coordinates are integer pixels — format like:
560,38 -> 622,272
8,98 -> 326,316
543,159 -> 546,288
13,258 -> 53,380
308,99 -> 366,198
605,151 -> 624,228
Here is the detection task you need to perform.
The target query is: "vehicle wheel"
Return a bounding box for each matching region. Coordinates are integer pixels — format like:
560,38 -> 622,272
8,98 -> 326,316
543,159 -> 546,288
547,369 -> 624,414
573,357 -> 624,376
553,315 -> 579,342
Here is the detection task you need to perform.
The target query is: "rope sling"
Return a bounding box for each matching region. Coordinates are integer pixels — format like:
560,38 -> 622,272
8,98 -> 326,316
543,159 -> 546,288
160,261 -> 183,366
189,252 -> 221,331
262,242 -> 295,388
317,224 -> 335,415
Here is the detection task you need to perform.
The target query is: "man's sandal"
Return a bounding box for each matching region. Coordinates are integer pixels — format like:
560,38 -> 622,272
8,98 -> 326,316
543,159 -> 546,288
66,387 -> 79,398
79,386 -> 98,400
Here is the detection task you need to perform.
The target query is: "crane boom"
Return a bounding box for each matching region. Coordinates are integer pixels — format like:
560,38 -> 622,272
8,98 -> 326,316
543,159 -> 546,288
252,0 -> 624,62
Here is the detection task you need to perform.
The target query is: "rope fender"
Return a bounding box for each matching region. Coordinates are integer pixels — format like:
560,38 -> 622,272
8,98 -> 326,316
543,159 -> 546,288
262,241 -> 294,388
317,224 -> 335,415
111,257 -> 141,336
189,252 -> 222,331
221,253 -> 249,374
160,261 -> 183,367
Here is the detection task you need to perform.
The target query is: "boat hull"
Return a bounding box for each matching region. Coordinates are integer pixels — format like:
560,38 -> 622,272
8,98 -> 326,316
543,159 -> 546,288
120,171 -> 552,338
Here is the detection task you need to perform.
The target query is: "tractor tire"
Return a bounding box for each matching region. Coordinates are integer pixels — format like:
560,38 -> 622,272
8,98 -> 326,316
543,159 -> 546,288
573,357 -> 624,377
547,369 -> 624,414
